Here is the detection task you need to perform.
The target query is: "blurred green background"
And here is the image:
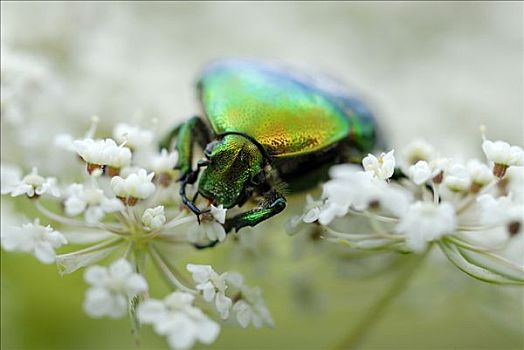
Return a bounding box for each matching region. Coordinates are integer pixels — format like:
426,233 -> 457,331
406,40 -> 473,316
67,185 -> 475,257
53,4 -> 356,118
1,2 -> 523,349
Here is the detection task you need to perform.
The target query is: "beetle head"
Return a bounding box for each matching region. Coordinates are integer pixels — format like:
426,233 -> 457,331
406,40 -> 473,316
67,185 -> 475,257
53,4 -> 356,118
198,134 -> 264,208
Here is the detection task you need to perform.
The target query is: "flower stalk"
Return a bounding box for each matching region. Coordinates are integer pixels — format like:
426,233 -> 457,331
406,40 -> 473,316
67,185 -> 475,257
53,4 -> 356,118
333,250 -> 429,350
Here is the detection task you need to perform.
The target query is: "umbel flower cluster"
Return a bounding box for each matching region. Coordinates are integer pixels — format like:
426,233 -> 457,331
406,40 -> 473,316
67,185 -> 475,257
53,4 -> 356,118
1,118 -> 523,349
289,129 -> 524,285
1,119 -> 273,350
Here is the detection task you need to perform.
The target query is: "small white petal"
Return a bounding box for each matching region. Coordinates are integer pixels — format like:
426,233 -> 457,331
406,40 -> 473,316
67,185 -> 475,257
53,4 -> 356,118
65,196 -> 87,216
84,206 -> 104,224
166,317 -> 197,350
362,150 -> 395,180
210,205 -> 227,224
467,159 -> 494,186
396,201 -> 456,253
444,163 -> 471,192
408,160 -> 431,185
109,258 -> 133,279
200,281 -> 216,302
234,301 -> 252,328
33,242 -> 56,264
142,206 -> 166,229
401,139 -> 436,171
84,266 -> 109,287
139,292 -> 220,349
124,274 -> 148,296
75,138 -> 131,168
84,287 -> 127,319
205,222 -> 226,242
482,139 -> 524,166
225,272 -> 244,288
164,291 -> 195,308
215,292 -> 232,319
151,149 -> 179,173
187,264 -> 214,284
302,207 -> 320,223
196,318 -> 220,344
110,169 -> 156,200
137,300 -> 166,324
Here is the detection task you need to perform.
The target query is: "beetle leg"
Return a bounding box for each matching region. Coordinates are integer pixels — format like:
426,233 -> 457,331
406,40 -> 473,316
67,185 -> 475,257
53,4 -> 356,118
159,116 -> 213,217
159,116 -> 213,177
158,124 -> 181,152
193,191 -> 286,249
176,116 -> 213,177
225,194 -> 286,232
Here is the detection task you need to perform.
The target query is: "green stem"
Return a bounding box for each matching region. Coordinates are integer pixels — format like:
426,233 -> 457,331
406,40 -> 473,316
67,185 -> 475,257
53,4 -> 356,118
333,250 -> 429,350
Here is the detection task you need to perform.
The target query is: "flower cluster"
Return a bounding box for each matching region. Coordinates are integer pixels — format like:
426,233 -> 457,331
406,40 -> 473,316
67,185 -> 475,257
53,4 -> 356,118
290,132 -> 524,284
1,118 -> 523,349
0,121 -> 273,350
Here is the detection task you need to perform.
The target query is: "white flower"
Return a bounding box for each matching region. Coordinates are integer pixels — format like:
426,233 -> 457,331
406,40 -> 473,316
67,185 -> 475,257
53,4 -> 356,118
226,273 -> 274,329
187,264 -> 232,319
429,157 -> 451,173
83,259 -> 148,319
110,168 -> 156,201
187,220 -> 226,242
482,139 -> 524,167
396,201 -> 456,253
376,185 -> 412,217
186,207 -> 227,243
444,163 -> 471,192
151,149 -> 178,174
301,195 -> 323,223
64,184 -> 123,223
477,194 -> 523,228
299,195 -> 346,226
322,169 -> 411,219
408,160 -> 432,185
428,157 -> 451,184
362,150 -> 395,180
113,123 -> 154,150
401,139 -> 436,171
409,159 -> 451,186
307,200 -> 348,226
466,159 -> 494,188
2,167 -> 60,198
1,219 -> 67,264
321,166 -> 372,216
74,138 -> 132,169
137,292 -> 220,350
142,206 -> 166,229
232,294 -> 274,329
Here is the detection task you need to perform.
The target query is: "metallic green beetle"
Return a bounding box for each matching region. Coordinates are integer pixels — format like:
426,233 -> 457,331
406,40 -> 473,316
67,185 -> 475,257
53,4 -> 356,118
161,59 -> 380,240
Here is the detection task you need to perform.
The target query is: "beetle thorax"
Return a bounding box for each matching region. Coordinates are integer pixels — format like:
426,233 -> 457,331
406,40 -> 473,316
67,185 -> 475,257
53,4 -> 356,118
198,134 -> 264,208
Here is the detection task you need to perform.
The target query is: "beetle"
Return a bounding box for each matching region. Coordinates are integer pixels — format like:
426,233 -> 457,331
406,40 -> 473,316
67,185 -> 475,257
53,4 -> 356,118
160,59 -> 380,243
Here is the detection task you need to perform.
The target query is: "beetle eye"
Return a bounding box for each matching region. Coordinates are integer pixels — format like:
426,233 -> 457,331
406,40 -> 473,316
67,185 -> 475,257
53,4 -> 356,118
251,171 -> 265,185
204,140 -> 219,157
